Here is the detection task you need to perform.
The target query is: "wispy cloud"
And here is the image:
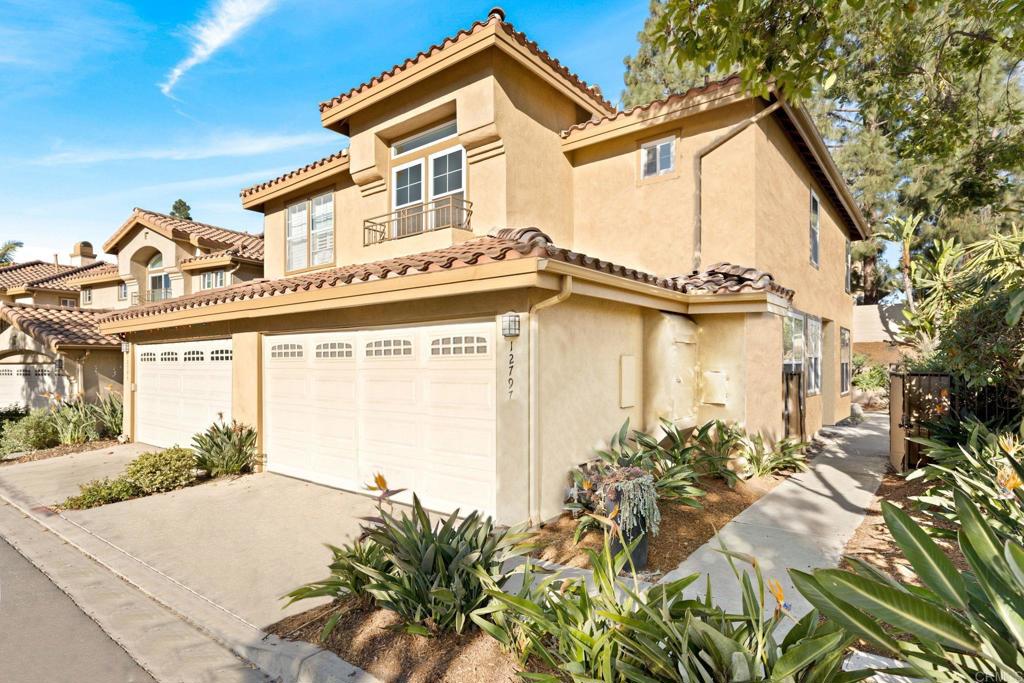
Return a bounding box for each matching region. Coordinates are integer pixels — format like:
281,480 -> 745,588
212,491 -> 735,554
34,131 -> 336,166
161,0 -> 277,97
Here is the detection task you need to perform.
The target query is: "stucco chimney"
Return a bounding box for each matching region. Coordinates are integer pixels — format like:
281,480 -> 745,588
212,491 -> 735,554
69,241 -> 96,267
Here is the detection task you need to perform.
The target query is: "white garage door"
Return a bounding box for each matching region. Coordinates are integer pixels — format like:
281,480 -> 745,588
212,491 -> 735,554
0,364 -> 68,410
135,340 -> 233,448
263,322 -> 497,517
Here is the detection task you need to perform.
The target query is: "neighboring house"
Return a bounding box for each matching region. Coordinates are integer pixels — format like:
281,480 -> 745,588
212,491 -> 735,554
853,302 -> 907,365
0,243 -> 122,408
99,9 -> 867,525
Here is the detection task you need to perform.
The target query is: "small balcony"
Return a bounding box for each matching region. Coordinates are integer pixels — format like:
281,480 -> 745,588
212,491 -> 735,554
363,196 -> 472,247
131,288 -> 173,306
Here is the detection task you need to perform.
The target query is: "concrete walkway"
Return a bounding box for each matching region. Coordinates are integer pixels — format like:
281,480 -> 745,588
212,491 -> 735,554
662,413 -> 889,617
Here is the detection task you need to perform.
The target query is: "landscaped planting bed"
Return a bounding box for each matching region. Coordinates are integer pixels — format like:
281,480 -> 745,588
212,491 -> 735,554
0,439 -> 120,466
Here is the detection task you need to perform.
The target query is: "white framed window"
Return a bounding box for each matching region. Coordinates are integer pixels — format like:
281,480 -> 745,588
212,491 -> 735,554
184,350 -> 204,362
640,136 -> 675,179
430,335 -> 488,356
392,159 -> 424,209
429,147 -> 464,199
160,351 -> 178,362
211,348 -> 232,361
201,270 -> 225,290
365,338 -> 413,358
783,311 -> 805,373
315,341 -> 353,359
392,119 -> 457,158
286,191 -> 334,272
805,316 -> 822,395
117,282 -> 127,300
286,201 -> 308,272
81,288 -> 92,304
840,327 -> 851,395
60,298 -> 76,308
845,238 -> 852,293
139,352 -> 156,363
270,343 -> 303,359
809,191 -> 820,267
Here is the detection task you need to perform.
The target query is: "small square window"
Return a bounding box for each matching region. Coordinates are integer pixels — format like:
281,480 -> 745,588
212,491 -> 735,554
640,137 -> 675,179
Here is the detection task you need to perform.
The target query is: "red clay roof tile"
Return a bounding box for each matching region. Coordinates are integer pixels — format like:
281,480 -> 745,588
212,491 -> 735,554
0,303 -> 120,350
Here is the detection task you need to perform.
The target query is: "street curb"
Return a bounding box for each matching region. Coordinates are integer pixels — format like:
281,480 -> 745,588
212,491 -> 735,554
0,482 -> 379,683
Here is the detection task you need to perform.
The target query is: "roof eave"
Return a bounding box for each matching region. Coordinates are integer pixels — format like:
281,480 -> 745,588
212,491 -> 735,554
240,155 -> 351,211
179,255 -> 263,272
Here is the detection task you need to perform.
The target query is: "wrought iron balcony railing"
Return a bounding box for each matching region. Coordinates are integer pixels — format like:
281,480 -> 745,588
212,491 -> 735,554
131,288 -> 173,306
363,196 -> 472,246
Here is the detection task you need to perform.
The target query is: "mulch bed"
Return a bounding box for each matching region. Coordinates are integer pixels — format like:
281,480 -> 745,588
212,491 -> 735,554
531,475 -> 784,576
267,597 -> 524,683
0,440 -> 120,466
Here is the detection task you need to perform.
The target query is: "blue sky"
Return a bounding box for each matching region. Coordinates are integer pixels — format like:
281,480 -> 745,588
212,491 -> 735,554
0,0 -> 650,263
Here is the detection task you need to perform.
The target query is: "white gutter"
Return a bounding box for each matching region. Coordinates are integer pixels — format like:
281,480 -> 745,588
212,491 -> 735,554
692,100 -> 783,272
528,274 -> 572,526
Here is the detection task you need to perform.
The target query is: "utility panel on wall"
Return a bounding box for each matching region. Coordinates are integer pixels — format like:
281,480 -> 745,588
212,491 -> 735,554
701,370 -> 728,405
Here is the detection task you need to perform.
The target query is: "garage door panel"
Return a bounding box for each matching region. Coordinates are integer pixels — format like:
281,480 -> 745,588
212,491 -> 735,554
135,340 -> 232,448
264,322 -> 497,516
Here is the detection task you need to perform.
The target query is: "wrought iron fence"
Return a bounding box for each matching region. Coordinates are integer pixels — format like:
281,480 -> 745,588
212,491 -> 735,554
363,196 -> 472,246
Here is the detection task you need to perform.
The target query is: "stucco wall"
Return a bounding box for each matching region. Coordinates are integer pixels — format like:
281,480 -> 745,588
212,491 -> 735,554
84,283 -> 124,310
754,114 -> 854,433
535,296 -> 644,521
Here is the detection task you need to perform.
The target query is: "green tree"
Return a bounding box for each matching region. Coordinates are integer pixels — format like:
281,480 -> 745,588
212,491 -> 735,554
0,240 -> 22,265
169,199 -> 192,220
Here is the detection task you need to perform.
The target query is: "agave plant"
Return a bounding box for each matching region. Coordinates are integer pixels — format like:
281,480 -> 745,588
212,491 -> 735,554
792,491 -> 1024,682
740,433 -> 809,478
92,390 -> 123,438
50,399 -> 100,445
690,419 -> 744,487
191,420 -> 258,476
476,537 -> 866,682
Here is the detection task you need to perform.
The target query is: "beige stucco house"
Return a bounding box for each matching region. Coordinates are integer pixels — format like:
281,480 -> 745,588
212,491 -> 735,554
0,245 -> 122,408
99,9 -> 867,525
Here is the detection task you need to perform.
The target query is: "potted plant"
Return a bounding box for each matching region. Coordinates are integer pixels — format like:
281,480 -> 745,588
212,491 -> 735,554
568,465 -> 660,569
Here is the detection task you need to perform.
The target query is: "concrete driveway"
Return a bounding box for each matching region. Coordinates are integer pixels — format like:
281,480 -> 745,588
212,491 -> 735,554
65,473 -> 380,628
0,442 -> 151,505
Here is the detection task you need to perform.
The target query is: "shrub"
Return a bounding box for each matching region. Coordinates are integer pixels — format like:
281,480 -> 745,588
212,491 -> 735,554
286,491 -> 533,637
0,409 -> 59,455
793,491 -> 1024,682
852,353 -> 888,391
121,447 -> 196,495
0,404 -> 26,426
478,538 -> 863,682
739,433 -> 808,478
62,477 -> 141,510
191,421 -> 257,476
50,400 -> 100,445
93,391 -> 123,438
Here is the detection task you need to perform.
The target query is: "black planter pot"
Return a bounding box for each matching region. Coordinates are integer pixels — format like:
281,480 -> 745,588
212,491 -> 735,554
609,510 -> 649,569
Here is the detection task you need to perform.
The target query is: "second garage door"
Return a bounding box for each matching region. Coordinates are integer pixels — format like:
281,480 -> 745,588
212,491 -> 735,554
135,340 -> 233,448
263,322 -> 497,516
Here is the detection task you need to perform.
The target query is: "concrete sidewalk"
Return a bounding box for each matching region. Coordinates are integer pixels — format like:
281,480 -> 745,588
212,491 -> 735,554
661,413 -> 889,616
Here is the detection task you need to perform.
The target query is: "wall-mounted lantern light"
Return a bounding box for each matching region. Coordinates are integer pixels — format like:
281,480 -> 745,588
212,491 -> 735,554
121,342 -> 130,354
53,357 -> 63,372
501,312 -> 521,338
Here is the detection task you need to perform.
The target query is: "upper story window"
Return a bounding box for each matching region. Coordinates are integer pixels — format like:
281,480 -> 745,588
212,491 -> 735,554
147,253 -> 170,298
287,191 -> 334,272
201,270 -> 225,290
805,316 -> 822,396
640,136 -> 675,179
117,282 -> 127,301
391,120 -> 457,157
148,253 -> 163,270
81,288 -> 92,305
809,191 -> 820,268
783,311 -> 805,373
60,298 -> 76,308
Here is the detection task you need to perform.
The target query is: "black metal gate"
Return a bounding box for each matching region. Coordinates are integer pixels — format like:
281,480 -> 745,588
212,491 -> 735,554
783,371 -> 805,441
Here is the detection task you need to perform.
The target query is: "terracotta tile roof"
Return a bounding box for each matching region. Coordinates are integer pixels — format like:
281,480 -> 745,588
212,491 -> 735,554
561,75 -> 744,137
318,9 -> 614,116
240,149 -> 349,199
180,240 -> 265,266
0,261 -> 78,291
63,263 -> 120,283
107,208 -> 263,254
0,303 -> 120,350
673,263 -> 794,300
101,228 -> 792,326
21,261 -> 117,291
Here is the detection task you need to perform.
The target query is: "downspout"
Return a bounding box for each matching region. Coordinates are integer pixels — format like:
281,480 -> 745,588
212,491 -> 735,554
528,274 -> 573,526
692,100 -> 784,272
